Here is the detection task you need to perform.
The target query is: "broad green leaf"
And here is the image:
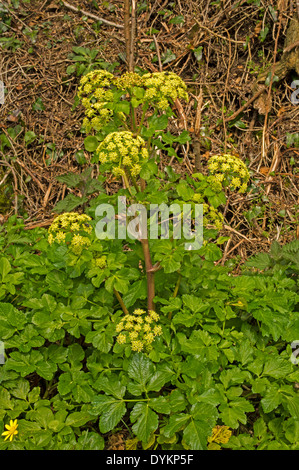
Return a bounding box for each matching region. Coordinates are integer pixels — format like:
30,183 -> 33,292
183,419 -> 212,450
0,258 -> 11,280
99,400 -> 126,434
84,135 -> 99,152
95,375 -> 126,399
149,396 -> 170,414
163,413 -> 190,438
77,431 -> 105,450
130,402 -> 159,443
262,356 -> 293,379
65,412 -> 93,427
219,399 -> 254,428
127,353 -> 155,388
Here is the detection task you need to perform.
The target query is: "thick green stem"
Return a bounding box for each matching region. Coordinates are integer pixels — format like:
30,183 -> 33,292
126,167 -> 140,193
136,104 -> 149,136
122,171 -> 133,196
113,288 -> 129,315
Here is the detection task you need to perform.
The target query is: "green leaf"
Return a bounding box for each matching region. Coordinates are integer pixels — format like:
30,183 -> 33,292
149,396 -> 170,414
127,353 -> 155,388
122,279 -> 147,308
161,49 -> 176,65
193,46 -> 203,61
95,375 -> 126,399
169,15 -> 184,24
262,356 -> 293,379
77,431 -> 105,450
84,135 -> 99,152
261,385 -> 282,414
183,419 -> 212,450
163,413 -> 190,438
130,402 -> 159,443
176,180 -> 194,201
219,399 -> 254,428
24,131 -> 37,146
0,258 -> 11,280
65,412 -> 92,427
56,172 -> 82,188
99,400 -> 127,434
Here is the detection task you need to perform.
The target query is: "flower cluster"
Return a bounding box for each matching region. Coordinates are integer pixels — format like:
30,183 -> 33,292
114,72 -> 144,91
207,425 -> 232,450
48,212 -> 92,255
78,70 -> 115,132
207,154 -> 250,193
202,203 -> 224,231
116,308 -> 162,353
142,71 -> 189,110
96,131 -> 149,177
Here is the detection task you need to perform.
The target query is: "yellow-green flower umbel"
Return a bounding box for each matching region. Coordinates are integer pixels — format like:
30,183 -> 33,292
116,309 -> 162,353
78,69 -> 115,132
48,212 -> 92,255
2,419 -> 18,441
96,131 -> 149,177
142,71 -> 188,110
207,154 -> 250,193
114,71 -> 144,91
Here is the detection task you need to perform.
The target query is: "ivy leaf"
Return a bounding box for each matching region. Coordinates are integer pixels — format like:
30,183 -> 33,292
130,402 -> 159,443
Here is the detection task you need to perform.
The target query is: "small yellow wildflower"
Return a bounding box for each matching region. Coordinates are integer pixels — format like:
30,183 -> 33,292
149,310 -> 159,321
117,333 -> 126,344
115,308 -> 162,354
2,419 -> 18,441
131,340 -> 144,352
134,309 -> 146,316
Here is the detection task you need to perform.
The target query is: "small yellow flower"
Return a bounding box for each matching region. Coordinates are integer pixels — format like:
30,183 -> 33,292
134,309 -> 146,316
131,340 -> 144,352
149,310 -> 159,321
117,333 -> 126,344
2,419 -> 18,441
